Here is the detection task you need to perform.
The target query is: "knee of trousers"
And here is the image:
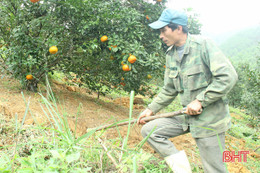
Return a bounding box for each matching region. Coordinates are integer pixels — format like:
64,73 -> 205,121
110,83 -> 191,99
141,123 -> 153,138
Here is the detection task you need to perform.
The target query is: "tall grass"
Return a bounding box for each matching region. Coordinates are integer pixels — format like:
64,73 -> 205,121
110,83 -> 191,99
0,87 -> 168,172
1,82 -> 258,172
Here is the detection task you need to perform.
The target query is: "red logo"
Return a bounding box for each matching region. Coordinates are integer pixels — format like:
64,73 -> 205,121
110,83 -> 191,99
223,151 -> 249,162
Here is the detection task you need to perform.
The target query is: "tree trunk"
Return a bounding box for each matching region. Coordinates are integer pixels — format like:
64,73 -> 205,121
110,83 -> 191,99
26,80 -> 38,92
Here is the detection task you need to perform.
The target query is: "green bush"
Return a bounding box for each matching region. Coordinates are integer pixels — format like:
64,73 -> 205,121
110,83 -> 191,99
228,45 -> 260,124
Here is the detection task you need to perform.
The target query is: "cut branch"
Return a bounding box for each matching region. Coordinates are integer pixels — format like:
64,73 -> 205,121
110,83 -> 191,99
97,137 -> 118,168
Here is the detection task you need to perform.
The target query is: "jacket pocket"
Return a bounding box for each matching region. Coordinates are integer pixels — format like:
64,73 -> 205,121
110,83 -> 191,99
187,65 -> 208,90
169,69 -> 182,92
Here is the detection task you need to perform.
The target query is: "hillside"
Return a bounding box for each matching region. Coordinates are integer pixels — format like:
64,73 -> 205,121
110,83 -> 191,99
219,26 -> 260,65
0,76 -> 259,172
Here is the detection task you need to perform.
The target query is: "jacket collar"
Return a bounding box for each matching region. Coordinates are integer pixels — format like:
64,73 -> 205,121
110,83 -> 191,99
183,34 -> 191,55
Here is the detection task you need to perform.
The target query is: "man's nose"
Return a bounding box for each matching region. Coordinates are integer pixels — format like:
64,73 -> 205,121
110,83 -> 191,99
159,33 -> 163,40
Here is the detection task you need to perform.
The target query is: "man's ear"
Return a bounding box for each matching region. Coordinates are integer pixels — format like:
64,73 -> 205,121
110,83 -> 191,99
178,25 -> 183,32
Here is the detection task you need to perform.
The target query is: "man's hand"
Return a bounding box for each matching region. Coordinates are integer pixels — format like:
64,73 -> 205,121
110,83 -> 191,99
184,99 -> 203,115
137,108 -> 153,125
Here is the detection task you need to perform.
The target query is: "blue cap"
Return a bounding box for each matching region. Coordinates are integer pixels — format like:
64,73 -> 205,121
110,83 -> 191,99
149,8 -> 188,29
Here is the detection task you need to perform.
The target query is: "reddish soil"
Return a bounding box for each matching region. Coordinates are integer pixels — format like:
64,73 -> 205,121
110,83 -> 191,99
0,76 -> 258,172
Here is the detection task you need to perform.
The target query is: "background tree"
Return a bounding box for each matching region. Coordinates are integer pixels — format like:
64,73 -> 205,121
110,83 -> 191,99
0,0 -> 201,96
227,43 -> 260,125
0,0 -> 79,91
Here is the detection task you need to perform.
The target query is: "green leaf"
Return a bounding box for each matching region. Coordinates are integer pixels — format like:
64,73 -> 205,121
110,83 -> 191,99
49,150 -> 64,159
66,152 -> 81,163
16,168 -> 34,173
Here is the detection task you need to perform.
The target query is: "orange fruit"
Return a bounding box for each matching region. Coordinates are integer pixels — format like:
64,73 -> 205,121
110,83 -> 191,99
49,46 -> 58,54
147,74 -> 152,79
121,77 -> 124,80
163,65 -> 166,68
26,75 -> 33,80
100,35 -> 108,42
122,64 -> 131,71
121,61 -> 125,65
128,55 -> 137,64
157,0 -> 162,2
120,82 -> 126,86
110,56 -> 114,60
30,0 -> 40,3
109,45 -> 117,51
146,15 -> 149,20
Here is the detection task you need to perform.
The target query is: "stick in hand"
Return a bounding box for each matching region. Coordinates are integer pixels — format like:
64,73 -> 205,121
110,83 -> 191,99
92,108 -> 186,132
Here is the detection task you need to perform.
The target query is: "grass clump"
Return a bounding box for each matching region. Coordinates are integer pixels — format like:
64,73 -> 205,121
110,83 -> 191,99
0,89 -> 169,172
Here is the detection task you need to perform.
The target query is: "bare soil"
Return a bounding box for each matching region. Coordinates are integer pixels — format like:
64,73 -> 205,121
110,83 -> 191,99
0,76 -> 258,172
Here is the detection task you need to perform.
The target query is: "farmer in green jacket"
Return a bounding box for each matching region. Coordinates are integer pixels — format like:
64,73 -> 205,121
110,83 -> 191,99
137,8 -> 238,173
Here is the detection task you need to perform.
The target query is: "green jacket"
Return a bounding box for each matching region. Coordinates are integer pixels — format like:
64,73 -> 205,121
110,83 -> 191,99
148,34 -> 238,138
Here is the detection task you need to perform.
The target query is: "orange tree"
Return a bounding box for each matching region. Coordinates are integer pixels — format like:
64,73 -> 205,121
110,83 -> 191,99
62,0 -> 168,97
0,0 -> 80,91
227,49 -> 260,123
63,0 -> 200,96
0,0 -> 201,95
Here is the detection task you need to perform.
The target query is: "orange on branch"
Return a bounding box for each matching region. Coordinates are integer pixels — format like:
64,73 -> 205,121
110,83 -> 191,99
128,55 -> 137,64
122,64 -> 131,71
26,75 -> 33,80
109,45 -> 117,51
30,0 -> 40,3
120,82 -> 126,86
100,35 -> 108,42
49,46 -> 58,54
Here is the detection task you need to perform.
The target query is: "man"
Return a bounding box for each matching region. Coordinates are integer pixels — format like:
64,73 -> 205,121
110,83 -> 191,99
137,8 -> 238,173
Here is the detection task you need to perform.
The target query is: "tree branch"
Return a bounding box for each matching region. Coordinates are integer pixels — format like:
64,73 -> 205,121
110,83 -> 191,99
97,137 -> 119,168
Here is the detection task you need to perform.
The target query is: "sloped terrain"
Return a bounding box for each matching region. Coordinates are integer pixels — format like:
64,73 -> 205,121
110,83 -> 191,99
0,76 -> 258,172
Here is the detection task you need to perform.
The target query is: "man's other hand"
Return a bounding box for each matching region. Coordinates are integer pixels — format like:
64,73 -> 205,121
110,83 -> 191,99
184,99 -> 203,115
137,108 -> 153,125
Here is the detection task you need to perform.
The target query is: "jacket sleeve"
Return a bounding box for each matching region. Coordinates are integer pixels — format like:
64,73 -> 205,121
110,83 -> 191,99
196,38 -> 238,107
148,67 -> 178,114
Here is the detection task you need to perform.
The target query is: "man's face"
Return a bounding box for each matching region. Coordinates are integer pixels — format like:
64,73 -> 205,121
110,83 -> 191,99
159,26 -> 180,46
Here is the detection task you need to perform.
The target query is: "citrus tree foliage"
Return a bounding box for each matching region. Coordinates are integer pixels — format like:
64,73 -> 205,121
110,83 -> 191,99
0,0 -> 201,95
0,0 -> 78,91
185,8 -> 202,35
228,44 -> 260,123
63,0 -> 167,96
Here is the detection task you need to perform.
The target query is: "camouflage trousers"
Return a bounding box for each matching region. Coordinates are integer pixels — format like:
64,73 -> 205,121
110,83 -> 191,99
141,116 -> 228,173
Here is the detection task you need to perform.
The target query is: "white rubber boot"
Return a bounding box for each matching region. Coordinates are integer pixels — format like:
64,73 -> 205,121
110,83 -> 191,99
165,150 -> 192,173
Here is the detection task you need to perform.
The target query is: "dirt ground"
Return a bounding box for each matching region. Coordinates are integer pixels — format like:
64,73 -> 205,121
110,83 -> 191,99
0,76 -> 258,173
